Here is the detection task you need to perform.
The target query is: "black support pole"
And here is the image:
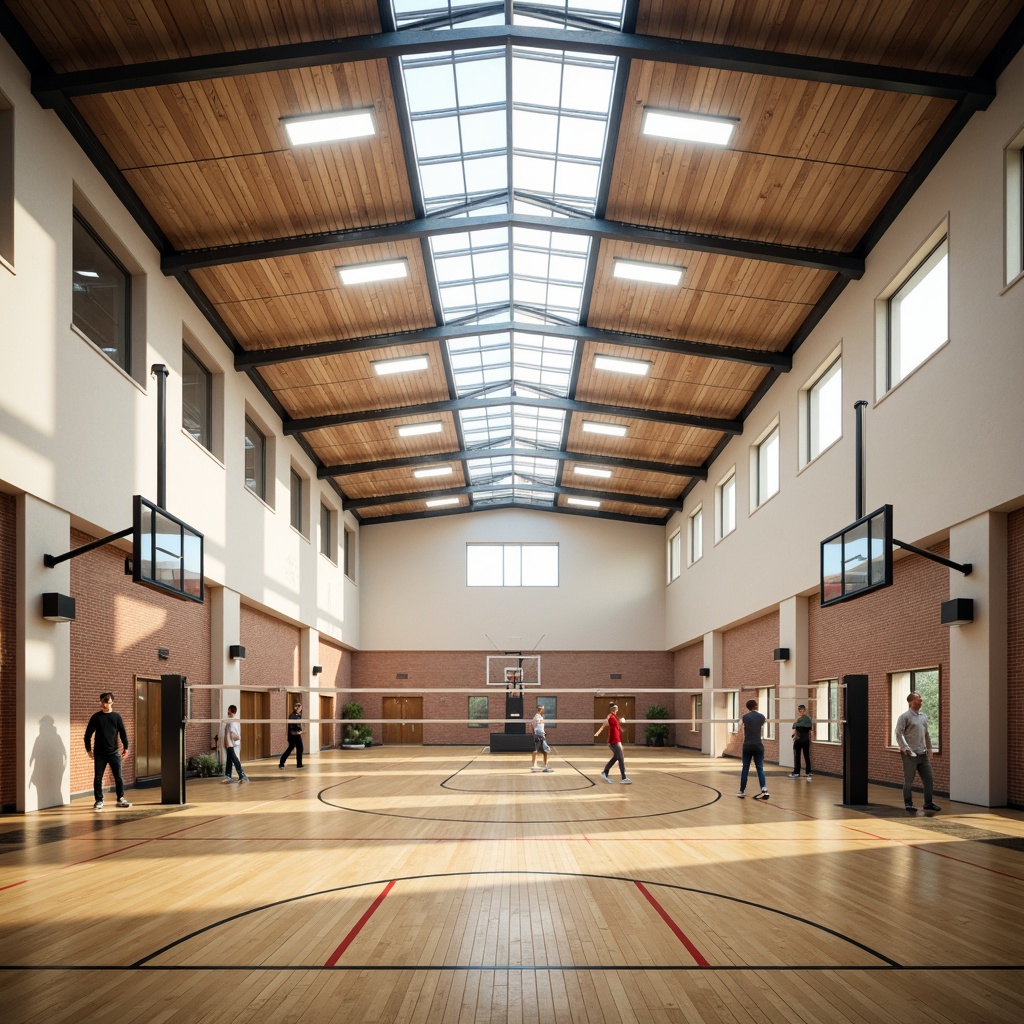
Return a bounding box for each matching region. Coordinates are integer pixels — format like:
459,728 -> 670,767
854,400 -> 868,520
842,674 -> 869,805
160,673 -> 186,804
152,363 -> 169,509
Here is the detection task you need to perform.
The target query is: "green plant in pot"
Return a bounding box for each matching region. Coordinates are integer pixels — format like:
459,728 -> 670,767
645,704 -> 670,746
342,702 -> 371,747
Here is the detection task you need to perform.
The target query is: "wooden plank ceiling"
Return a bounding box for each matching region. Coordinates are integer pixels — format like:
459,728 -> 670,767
4,0 -> 1022,524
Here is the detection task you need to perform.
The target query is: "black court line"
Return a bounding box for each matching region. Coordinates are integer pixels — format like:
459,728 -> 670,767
317,754 -> 722,823
126,869 -> 901,969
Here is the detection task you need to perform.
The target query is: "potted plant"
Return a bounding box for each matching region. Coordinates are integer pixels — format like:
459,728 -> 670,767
645,705 -> 670,747
342,701 -> 371,748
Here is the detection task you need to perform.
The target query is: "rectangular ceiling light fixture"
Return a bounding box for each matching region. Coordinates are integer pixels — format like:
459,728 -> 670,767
612,259 -> 684,286
567,497 -> 601,508
426,497 -> 460,507
574,466 -> 612,479
372,355 -> 429,376
593,354 -> 651,376
283,109 -> 376,146
398,422 -> 444,437
582,421 -> 628,437
642,109 -> 737,146
414,466 -> 453,479
338,259 -> 409,286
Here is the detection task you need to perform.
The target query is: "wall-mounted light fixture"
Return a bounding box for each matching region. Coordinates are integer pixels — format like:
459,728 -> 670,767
312,665 -> 323,676
157,647 -> 170,661
42,593 -> 76,622
228,645 -> 246,660
698,667 -> 711,677
773,648 -> 790,662
941,598 -> 974,626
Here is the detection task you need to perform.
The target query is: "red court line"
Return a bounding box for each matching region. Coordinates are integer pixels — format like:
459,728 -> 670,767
324,879 -> 396,967
634,880 -> 710,967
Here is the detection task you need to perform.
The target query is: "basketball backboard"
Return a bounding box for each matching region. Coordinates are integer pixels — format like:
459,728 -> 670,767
486,654 -> 541,687
133,495 -> 204,603
820,504 -> 892,607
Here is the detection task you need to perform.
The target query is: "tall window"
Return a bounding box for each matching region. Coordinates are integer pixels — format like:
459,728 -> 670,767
289,469 -> 304,533
758,687 -> 776,740
244,416 -> 266,499
182,345 -> 212,451
688,505 -> 703,565
690,694 -> 702,732
1005,131 -> 1024,284
468,695 -> 490,729
886,236 -> 948,389
343,526 -> 355,579
716,470 -> 736,541
467,544 -> 558,586
815,680 -> 840,743
890,668 -> 940,752
535,695 -> 557,728
806,354 -> 842,462
72,211 -> 131,372
752,423 -> 779,509
0,94 -> 12,266
320,502 -> 335,561
667,531 -> 681,582
726,691 -> 739,733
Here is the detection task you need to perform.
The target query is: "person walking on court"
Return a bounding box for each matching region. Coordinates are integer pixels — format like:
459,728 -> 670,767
278,699 -> 305,769
84,692 -> 131,811
789,703 -> 813,779
738,698 -> 769,800
222,705 -> 249,783
895,691 -> 941,813
595,702 -> 631,784
530,703 -> 553,772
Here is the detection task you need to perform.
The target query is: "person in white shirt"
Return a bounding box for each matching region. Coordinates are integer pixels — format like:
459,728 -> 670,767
530,704 -> 553,773
222,705 -> 249,783
894,691 -> 939,813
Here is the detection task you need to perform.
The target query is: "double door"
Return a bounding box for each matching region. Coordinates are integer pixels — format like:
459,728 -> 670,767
382,696 -> 423,745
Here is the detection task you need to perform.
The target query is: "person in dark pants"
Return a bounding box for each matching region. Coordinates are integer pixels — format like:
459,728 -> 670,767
738,698 -> 769,800
895,691 -> 941,813
84,692 -> 131,811
789,703 -> 813,779
278,700 -> 305,769
595,702 -> 631,784
222,705 -> 249,783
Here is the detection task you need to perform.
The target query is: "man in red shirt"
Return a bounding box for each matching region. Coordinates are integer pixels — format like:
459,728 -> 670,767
595,702 -> 631,784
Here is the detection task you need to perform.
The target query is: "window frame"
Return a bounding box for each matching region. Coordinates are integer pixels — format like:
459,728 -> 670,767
243,415 -> 267,501
667,530 -> 681,583
182,344 -> 213,452
289,467 -> 306,536
726,691 -> 739,734
0,92 -> 12,269
715,469 -> 736,542
466,543 -> 559,587
688,505 -> 703,566
343,524 -> 356,580
320,502 -> 336,562
801,349 -> 842,467
535,695 -> 557,729
750,420 -> 780,511
1005,124 -> 1024,286
758,686 -> 776,741
815,679 -> 841,743
890,668 -> 940,753
467,695 -> 490,729
690,693 -> 702,732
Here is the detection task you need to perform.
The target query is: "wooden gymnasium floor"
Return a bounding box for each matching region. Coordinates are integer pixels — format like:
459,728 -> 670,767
1,746 -> 1023,1024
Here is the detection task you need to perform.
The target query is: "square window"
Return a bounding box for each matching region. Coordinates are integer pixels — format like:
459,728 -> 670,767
688,506 -> 703,565
667,531 -> 681,583
752,423 -> 779,509
182,345 -> 213,451
716,470 -> 736,541
72,211 -> 132,372
244,416 -> 266,500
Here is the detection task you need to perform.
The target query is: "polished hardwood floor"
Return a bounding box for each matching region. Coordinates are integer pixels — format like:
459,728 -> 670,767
1,746 -> 1023,1023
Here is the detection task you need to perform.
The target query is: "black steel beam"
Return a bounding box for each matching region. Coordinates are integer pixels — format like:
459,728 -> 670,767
164,209 -> 862,277
286,393 -> 741,436
32,25 -> 994,107
320,447 -> 704,479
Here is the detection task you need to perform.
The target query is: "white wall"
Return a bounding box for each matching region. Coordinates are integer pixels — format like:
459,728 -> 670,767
665,46 -> 1024,650
359,509 -> 666,650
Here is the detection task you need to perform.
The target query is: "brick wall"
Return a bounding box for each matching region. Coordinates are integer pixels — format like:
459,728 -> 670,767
673,641 -> 705,750
808,542 -> 950,793
1009,509 -> 1023,807
721,611 -> 781,761
69,529 -> 211,797
350,650 -> 674,746
0,493 -> 16,809
239,604 -> 300,756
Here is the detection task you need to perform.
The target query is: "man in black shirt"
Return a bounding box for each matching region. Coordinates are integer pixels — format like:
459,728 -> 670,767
84,692 -> 131,811
278,700 -> 305,769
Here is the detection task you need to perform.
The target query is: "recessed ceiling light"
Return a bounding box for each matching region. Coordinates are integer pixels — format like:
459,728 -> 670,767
282,109 -> 376,146
372,355 -> 429,376
338,260 -> 409,286
426,497 -> 459,508
613,259 -> 684,286
398,422 -> 443,437
414,466 -> 452,479
582,421 -> 628,437
593,354 -> 651,376
642,109 -> 737,146
567,497 -> 601,508
574,466 -> 612,479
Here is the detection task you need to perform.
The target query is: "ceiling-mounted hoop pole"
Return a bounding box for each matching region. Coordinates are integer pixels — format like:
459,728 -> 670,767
893,539 -> 972,576
43,527 -> 133,568
152,363 -> 169,509
854,399 -> 868,520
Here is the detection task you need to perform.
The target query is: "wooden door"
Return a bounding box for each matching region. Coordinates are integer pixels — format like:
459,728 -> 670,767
593,696 -> 636,744
382,696 -> 424,745
240,690 -> 270,762
319,695 -> 334,749
134,676 -> 162,780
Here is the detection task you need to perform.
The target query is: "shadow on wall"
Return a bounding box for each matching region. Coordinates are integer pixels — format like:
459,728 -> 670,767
29,714 -> 67,808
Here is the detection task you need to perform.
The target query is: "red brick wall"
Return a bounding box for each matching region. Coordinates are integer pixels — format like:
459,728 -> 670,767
808,542 -> 950,792
239,604 -> 300,755
69,529 -> 211,797
673,641 -> 705,750
1009,509 -> 1024,807
350,650 -> 674,745
317,638 -> 352,748
0,493 -> 16,810
721,612 -> 781,761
